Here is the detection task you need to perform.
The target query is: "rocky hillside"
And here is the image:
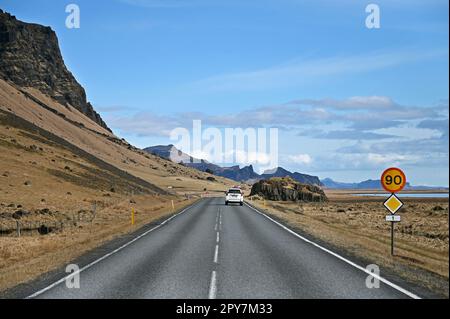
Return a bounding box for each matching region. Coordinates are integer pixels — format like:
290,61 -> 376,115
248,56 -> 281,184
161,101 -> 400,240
250,177 -> 327,202
0,10 -> 110,131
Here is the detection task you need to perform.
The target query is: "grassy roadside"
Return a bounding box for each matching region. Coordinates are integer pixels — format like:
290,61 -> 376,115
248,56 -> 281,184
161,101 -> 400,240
0,194 -> 198,293
247,197 -> 449,298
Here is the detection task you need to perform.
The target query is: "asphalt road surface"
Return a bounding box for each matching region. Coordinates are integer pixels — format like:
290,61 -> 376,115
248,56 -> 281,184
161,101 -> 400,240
24,197 -> 419,299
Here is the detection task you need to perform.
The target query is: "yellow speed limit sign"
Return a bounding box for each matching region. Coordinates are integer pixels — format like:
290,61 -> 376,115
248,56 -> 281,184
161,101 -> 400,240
381,167 -> 406,193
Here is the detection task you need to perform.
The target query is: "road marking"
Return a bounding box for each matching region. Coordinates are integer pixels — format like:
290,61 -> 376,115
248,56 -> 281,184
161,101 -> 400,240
244,203 -> 421,300
26,200 -> 201,299
216,232 -> 220,243
219,213 -> 222,231
213,244 -> 219,263
208,271 -> 217,299
214,211 -> 219,231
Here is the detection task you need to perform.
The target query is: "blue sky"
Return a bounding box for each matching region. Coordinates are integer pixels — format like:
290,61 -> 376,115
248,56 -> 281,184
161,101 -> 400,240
1,0 -> 448,185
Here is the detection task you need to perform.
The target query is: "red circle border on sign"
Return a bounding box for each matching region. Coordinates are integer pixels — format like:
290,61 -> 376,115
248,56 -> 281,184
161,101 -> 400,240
381,167 -> 407,193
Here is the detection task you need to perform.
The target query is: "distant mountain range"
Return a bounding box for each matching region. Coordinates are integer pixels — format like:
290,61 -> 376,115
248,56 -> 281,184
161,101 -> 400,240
144,145 -> 448,190
320,178 -> 391,189
144,145 -> 322,185
320,178 -> 447,190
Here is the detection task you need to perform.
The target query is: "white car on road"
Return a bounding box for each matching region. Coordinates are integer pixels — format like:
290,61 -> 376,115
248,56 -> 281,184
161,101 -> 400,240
225,188 -> 244,206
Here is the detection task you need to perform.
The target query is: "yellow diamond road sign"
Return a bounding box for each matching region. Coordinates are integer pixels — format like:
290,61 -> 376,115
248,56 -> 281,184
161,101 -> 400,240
384,194 -> 404,214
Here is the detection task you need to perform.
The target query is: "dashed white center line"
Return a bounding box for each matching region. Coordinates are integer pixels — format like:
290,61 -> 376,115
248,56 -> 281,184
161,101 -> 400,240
209,204 -> 222,299
214,212 -> 219,231
213,244 -> 219,263
208,271 -> 217,299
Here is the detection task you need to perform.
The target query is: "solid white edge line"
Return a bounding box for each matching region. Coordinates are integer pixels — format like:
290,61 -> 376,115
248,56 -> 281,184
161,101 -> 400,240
208,271 -> 217,299
26,200 -> 201,299
244,203 -> 421,300
216,232 -> 220,243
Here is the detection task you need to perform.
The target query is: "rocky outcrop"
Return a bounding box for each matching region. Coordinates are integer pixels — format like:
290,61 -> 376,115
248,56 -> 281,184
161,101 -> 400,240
250,177 -> 328,202
0,10 -> 110,131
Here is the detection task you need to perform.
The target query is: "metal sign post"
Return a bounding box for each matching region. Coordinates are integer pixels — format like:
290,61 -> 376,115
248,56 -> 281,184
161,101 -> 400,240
391,220 -> 394,256
381,168 -> 406,256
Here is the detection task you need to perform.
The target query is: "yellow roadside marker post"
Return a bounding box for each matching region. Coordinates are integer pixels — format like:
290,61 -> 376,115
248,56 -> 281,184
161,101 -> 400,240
171,200 -> 175,212
131,207 -> 135,226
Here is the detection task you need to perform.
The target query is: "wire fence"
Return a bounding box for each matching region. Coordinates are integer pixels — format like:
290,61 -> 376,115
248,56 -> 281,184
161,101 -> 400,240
0,205 -> 97,238
0,193 -> 192,238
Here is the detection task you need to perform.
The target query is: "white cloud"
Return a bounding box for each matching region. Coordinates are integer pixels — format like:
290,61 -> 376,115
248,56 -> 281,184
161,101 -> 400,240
366,153 -> 408,165
311,130 -> 397,140
288,154 -> 312,165
108,97 -> 446,140
308,152 -> 422,172
235,150 -> 272,165
189,49 -> 447,92
292,96 -> 398,110
190,149 -> 212,161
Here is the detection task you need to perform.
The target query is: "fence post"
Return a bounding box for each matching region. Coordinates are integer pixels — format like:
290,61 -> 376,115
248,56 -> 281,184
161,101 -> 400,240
92,201 -> 97,221
16,221 -> 21,237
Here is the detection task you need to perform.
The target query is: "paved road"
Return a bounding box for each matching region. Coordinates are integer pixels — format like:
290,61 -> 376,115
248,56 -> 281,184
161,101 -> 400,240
26,197 -> 417,299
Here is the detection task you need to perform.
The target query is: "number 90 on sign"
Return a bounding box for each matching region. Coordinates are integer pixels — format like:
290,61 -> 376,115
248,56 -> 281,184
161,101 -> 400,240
381,168 -> 406,193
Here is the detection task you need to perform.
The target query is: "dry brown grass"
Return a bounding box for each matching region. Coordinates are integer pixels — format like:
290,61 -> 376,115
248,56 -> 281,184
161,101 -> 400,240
249,194 -> 449,297
0,194 -> 198,292
0,120 -> 231,292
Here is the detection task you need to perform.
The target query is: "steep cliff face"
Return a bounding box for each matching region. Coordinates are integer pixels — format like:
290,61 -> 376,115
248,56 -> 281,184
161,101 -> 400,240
0,10 -> 110,131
